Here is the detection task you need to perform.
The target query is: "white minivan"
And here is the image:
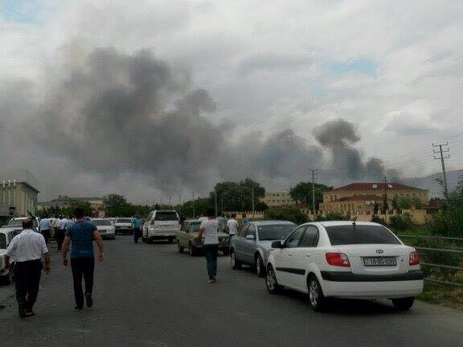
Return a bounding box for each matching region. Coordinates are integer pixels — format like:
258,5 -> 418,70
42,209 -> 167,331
142,210 -> 180,244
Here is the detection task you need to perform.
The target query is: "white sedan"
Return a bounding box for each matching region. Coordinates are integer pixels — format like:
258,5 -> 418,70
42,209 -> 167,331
266,221 -> 424,311
91,218 -> 116,240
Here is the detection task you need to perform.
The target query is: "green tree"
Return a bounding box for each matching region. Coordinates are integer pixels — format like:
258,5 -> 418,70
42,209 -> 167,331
213,178 -> 265,212
289,182 -> 331,210
264,206 -> 309,224
103,194 -> 134,217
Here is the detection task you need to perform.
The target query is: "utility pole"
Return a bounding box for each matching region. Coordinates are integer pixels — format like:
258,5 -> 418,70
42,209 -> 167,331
192,193 -> 196,218
251,183 -> 255,217
433,143 -> 450,196
310,169 -> 317,214
214,190 -> 218,217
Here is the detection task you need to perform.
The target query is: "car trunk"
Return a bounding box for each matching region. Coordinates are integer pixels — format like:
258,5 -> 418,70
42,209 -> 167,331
333,244 -> 413,276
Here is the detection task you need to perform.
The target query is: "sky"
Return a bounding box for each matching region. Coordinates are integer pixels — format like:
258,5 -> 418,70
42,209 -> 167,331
0,0 -> 463,204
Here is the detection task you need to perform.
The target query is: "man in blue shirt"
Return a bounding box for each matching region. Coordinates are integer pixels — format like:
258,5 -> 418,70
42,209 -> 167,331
61,208 -> 105,310
132,215 -> 142,244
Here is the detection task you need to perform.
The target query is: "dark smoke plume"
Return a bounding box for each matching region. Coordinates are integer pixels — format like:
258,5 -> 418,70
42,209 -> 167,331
3,47 -> 398,200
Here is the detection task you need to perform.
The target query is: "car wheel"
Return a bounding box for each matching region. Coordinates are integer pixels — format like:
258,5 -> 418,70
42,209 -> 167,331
222,248 -> 230,256
391,297 -> 415,311
177,239 -> 184,253
189,242 -> 197,256
266,265 -> 281,294
255,255 -> 265,277
147,237 -> 153,244
308,276 -> 326,312
168,238 -> 174,244
230,250 -> 241,270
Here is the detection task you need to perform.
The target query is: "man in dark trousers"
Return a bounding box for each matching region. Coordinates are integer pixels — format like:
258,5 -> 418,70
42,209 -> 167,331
4,218 -> 51,318
61,208 -> 105,310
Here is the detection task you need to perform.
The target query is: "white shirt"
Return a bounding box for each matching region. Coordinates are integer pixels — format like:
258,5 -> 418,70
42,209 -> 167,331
39,218 -> 50,231
5,229 -> 48,262
198,217 -> 208,221
226,218 -> 238,235
200,219 -> 219,245
57,218 -> 68,229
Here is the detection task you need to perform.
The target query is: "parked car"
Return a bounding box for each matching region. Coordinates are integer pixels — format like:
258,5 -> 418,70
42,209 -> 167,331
142,210 -> 180,244
230,220 -> 296,277
4,216 -> 39,232
266,221 -> 424,311
0,228 -> 22,285
91,218 -> 116,240
114,217 -> 133,235
176,219 -> 230,256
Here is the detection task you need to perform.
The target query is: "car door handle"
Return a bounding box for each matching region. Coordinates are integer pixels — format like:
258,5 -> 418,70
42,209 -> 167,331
306,254 -> 311,258
288,254 -> 292,257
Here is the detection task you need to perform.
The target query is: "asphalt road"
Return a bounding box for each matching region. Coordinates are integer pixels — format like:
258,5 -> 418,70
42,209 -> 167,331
1,236 -> 463,347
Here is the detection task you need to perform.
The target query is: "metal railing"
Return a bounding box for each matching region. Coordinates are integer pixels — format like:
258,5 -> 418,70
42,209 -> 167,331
398,234 -> 463,287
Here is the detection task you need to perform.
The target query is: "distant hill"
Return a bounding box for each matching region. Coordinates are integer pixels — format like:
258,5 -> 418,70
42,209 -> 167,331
399,170 -> 463,198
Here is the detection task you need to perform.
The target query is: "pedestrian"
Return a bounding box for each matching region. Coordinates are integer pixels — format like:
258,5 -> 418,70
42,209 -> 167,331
241,213 -> 249,228
132,215 -> 142,243
197,208 -> 219,284
39,216 -> 51,244
56,215 -> 68,251
226,213 -> 238,237
3,218 -> 51,318
61,208 -> 105,310
217,213 -> 227,233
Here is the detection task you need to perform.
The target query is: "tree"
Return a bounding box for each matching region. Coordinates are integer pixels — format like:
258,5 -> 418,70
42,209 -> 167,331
213,178 -> 265,212
289,182 -> 331,210
264,207 -> 309,224
103,194 -> 134,217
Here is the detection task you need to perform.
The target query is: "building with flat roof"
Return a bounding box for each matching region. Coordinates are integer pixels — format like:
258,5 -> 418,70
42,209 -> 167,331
0,169 -> 40,216
261,191 -> 295,207
37,196 -> 104,212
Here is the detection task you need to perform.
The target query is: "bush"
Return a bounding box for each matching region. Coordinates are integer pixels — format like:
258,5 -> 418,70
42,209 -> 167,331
388,213 -> 415,231
316,212 -> 350,221
371,215 -> 386,225
264,207 -> 309,225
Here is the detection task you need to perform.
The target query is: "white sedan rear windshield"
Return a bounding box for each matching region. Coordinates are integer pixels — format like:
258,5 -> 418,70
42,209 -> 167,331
116,219 -> 132,223
154,212 -> 178,221
93,220 -> 113,226
326,225 -> 401,245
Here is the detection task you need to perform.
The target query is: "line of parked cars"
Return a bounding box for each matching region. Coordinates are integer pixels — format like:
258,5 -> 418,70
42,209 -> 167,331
229,219 -> 424,312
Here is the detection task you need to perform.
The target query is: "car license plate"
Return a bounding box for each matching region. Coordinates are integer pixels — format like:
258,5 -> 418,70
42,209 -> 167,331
363,257 -> 397,266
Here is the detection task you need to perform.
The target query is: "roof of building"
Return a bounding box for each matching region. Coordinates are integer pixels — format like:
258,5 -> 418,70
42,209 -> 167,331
329,182 -> 428,193
338,194 -> 383,202
0,168 -> 41,192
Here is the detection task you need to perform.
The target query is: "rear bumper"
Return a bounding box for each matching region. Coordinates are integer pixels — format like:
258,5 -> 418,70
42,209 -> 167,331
148,230 -> 177,239
320,271 -> 424,299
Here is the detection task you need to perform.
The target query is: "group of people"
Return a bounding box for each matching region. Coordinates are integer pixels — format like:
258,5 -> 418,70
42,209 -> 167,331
3,208 -> 105,318
36,215 -> 74,251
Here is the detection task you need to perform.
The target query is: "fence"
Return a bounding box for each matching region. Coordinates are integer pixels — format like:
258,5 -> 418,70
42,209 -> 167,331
398,234 -> 463,287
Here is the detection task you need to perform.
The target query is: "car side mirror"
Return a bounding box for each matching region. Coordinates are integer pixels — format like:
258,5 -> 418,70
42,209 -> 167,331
246,234 -> 255,240
271,240 -> 283,248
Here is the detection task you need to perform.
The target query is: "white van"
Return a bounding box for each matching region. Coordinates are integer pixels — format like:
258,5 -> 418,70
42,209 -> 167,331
142,210 -> 180,244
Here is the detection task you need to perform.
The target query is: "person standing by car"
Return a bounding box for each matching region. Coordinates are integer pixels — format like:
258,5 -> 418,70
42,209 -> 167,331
226,213 -> 238,237
61,208 -> 104,310
4,218 -> 50,318
197,208 -> 219,284
132,215 -> 142,244
39,216 -> 51,244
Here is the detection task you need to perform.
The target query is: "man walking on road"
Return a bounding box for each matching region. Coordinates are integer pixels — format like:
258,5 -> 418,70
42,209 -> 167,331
132,215 -> 142,244
61,208 -> 105,310
197,208 -> 219,284
4,218 -> 50,318
39,216 -> 51,244
226,213 -> 238,237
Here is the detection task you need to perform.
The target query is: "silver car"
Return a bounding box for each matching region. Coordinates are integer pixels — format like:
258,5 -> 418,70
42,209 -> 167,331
230,220 -> 296,277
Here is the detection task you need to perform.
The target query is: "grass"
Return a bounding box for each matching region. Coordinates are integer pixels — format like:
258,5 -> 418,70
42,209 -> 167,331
418,281 -> 463,311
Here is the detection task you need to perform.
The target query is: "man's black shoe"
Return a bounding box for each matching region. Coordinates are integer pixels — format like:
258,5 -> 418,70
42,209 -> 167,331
74,305 -> 83,310
85,292 -> 93,308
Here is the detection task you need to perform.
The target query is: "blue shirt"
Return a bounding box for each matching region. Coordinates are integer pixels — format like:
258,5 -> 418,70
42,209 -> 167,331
66,220 -> 97,259
132,217 -> 141,229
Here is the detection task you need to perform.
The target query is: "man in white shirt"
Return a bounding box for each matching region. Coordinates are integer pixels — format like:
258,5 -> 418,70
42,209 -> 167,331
56,216 -> 68,251
197,209 -> 219,284
226,214 -> 238,237
39,217 -> 51,244
4,218 -> 50,318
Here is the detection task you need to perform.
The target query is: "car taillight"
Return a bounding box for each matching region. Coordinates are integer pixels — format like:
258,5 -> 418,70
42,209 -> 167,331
325,252 -> 350,267
150,220 -> 155,225
409,251 -> 420,266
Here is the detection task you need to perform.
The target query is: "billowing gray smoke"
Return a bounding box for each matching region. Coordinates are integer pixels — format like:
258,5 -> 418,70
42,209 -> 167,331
3,47 -> 396,200
313,119 -> 398,183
